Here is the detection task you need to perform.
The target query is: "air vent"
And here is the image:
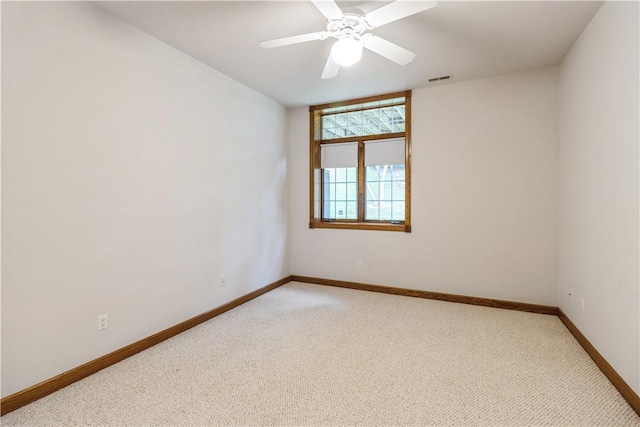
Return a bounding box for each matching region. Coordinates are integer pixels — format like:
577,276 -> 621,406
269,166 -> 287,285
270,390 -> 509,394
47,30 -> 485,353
428,75 -> 451,82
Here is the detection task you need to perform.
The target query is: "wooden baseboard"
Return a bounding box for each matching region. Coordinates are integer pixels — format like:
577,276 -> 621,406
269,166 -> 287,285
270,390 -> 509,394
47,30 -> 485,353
558,309 -> 640,416
0,276 -> 292,416
290,275 -> 559,315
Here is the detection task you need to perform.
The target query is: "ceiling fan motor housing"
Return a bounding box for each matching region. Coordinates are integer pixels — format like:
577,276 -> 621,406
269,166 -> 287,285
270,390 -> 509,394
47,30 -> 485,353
327,13 -> 371,41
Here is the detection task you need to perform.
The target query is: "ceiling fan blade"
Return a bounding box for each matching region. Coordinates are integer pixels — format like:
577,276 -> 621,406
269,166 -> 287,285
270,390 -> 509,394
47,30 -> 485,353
362,35 -> 416,65
364,1 -> 437,28
321,55 -> 340,79
311,0 -> 344,21
260,31 -> 329,49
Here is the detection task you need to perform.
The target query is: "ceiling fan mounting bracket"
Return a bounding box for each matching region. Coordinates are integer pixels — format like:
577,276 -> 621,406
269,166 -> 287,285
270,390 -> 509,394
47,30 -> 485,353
326,13 -> 369,40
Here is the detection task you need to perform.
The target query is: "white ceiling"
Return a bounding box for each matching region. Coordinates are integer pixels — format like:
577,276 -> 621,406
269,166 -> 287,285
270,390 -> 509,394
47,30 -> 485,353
94,1 -> 602,108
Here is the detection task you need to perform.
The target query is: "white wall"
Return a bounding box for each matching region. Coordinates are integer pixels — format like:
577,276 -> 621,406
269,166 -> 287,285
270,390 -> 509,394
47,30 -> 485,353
558,1 -> 639,394
289,67 -> 559,306
1,1 -> 289,398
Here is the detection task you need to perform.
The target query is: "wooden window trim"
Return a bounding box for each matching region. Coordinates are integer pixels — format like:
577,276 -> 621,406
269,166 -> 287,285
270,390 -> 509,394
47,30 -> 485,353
311,90 -> 411,111
309,91 -> 412,233
310,221 -> 411,232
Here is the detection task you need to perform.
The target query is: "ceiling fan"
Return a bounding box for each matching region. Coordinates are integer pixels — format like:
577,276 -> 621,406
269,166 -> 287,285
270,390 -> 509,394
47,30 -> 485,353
260,0 -> 437,79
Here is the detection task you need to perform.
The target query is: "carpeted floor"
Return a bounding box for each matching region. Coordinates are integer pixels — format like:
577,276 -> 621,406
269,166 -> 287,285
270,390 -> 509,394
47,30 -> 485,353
2,281 -> 639,426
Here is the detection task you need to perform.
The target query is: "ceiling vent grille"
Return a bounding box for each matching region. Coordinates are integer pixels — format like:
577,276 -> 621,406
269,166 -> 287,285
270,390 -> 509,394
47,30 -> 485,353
428,75 -> 451,82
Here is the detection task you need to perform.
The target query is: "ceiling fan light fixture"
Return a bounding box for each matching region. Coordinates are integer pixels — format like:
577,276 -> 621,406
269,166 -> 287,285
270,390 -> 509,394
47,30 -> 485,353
331,37 -> 363,67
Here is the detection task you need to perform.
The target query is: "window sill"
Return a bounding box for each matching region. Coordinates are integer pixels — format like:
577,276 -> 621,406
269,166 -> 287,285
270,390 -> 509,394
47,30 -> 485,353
309,221 -> 411,232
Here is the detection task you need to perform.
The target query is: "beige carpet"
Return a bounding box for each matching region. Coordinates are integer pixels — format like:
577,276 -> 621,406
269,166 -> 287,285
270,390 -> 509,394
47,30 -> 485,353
2,282 -> 639,426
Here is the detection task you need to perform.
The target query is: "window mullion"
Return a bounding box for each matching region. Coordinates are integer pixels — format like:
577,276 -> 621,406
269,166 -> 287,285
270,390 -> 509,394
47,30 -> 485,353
357,140 -> 365,222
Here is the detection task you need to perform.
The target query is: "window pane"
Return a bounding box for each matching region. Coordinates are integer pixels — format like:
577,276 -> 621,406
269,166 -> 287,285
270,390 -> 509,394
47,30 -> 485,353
379,202 -> 392,220
366,181 -> 378,200
324,194 -> 335,219
323,200 -> 331,219
348,124 -> 363,136
346,201 -> 357,218
392,181 -> 405,201
335,201 -> 347,219
346,167 -> 357,182
370,166 -> 380,180
392,201 -> 405,221
391,164 -> 405,180
380,182 -> 392,200
366,166 -> 379,180
329,183 -> 336,199
322,167 -> 358,220
347,182 -> 357,200
365,163 -> 406,222
322,116 -> 333,129
320,101 -> 405,140
366,201 -> 379,220
380,166 -> 392,181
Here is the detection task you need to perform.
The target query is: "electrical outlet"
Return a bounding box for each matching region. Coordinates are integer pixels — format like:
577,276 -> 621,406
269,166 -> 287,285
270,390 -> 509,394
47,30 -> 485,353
357,261 -> 363,270
580,297 -> 585,312
97,314 -> 108,331
220,276 -> 226,287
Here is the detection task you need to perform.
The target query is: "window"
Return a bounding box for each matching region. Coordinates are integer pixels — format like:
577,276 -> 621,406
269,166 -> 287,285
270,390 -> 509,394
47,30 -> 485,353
309,91 -> 411,232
